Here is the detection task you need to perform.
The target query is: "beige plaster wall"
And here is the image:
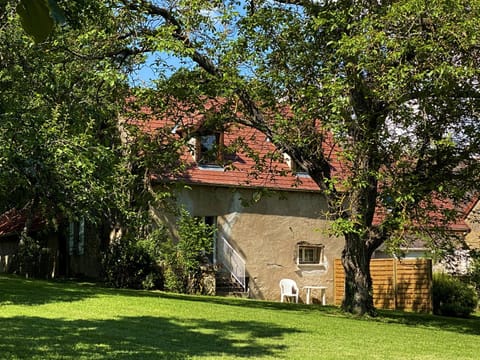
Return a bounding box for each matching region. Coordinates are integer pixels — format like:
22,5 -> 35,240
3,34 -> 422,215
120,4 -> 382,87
176,185 -> 344,304
465,200 -> 480,250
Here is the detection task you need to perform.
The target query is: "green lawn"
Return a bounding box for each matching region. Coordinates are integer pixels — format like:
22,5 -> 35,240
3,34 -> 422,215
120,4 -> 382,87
0,275 -> 479,359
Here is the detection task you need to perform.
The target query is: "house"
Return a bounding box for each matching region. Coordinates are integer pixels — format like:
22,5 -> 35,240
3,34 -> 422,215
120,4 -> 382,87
0,208 -> 52,275
138,103 -> 343,303
372,197 -> 479,277
465,199 -> 480,249
0,209 -> 103,279
160,134 -> 344,302
373,198 -> 477,257
2,99 -> 477,305
142,100 -> 479,304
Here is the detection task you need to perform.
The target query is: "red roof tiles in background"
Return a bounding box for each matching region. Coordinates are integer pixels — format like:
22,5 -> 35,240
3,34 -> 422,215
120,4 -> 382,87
0,208 -> 45,237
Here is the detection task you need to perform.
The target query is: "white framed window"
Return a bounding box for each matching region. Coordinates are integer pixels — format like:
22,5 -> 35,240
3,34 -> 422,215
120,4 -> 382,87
283,153 -> 309,176
191,132 -> 224,165
296,243 -> 324,265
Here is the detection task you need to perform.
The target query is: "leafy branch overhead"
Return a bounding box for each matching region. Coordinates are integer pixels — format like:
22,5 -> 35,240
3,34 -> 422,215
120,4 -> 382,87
119,0 -> 480,315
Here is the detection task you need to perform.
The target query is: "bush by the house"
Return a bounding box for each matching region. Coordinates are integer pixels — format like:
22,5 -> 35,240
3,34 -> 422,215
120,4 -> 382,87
432,272 -> 478,318
16,233 -> 54,279
160,209 -> 215,294
466,250 -> 480,299
101,232 -> 164,290
101,210 -> 214,293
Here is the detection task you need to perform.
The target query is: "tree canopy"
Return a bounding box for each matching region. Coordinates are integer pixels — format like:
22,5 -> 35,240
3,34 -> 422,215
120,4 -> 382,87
1,0 -> 187,245
115,0 -> 480,315
4,0 -> 480,315
1,0 -> 134,230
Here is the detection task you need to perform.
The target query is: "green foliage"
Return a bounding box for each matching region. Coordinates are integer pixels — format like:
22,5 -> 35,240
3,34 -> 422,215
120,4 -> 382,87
160,209 -> 214,294
2,1 -> 188,293
14,230 -> 56,279
6,0 -> 480,315
0,1 -> 143,227
126,0 -> 480,315
467,251 -> 480,298
17,234 -> 42,278
101,231 -> 165,290
16,0 -> 54,43
432,273 -> 478,318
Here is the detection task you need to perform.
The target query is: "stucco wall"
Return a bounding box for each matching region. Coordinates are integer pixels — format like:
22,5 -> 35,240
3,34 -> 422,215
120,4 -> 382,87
175,185 -> 344,304
465,200 -> 480,249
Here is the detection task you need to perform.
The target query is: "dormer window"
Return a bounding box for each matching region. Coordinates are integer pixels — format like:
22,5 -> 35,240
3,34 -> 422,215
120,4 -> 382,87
192,132 -> 224,166
283,153 -> 308,176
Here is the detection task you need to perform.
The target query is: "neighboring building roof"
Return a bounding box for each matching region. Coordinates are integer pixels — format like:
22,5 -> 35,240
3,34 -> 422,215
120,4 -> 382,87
372,195 -> 473,234
0,208 -> 46,237
424,196 -> 475,233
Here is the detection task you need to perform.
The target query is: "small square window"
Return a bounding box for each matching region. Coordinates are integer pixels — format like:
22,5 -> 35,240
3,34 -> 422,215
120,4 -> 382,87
297,244 -> 324,265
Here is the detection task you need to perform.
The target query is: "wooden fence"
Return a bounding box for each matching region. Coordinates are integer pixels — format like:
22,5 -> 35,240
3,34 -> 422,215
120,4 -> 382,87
334,258 -> 432,312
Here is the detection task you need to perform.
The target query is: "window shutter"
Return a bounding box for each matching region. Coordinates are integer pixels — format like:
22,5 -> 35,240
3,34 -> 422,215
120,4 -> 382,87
68,222 -> 75,256
78,218 -> 85,255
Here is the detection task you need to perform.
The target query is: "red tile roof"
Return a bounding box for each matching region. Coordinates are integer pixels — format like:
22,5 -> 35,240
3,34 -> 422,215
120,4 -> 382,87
131,99 -> 476,233
173,124 -> 323,192
0,208 -> 46,237
132,99 -> 344,192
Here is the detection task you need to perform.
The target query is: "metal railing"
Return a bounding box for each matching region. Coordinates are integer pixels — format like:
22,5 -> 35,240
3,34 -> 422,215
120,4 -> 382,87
217,235 -> 246,291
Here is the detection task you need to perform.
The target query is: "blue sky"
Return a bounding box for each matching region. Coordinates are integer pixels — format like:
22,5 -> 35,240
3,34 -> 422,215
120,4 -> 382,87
127,1 -> 247,87
128,53 -> 192,87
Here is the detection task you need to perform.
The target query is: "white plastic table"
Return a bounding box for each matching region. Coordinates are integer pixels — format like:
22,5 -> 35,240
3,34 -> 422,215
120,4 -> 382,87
303,285 -> 327,305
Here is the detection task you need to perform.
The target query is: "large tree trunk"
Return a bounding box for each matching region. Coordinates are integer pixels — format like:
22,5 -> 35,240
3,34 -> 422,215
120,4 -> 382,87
341,232 -> 376,316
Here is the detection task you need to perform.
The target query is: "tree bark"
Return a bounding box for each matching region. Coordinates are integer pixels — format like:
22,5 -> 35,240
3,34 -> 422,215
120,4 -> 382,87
341,232 -> 376,316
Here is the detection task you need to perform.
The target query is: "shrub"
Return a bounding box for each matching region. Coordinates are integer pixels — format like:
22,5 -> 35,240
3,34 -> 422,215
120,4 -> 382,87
16,233 -> 52,278
101,230 -> 166,290
160,209 -> 215,294
467,250 -> 480,299
432,273 -> 478,318
17,234 -> 41,277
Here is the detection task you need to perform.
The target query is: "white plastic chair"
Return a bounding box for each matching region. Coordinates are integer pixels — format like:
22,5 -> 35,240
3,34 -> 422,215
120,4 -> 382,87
279,278 -> 299,303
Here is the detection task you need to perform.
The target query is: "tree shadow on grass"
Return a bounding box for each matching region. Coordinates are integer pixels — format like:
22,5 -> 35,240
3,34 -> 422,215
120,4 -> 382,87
0,275 -> 110,306
0,315 -> 299,359
367,309 -> 480,336
154,291 -> 318,312
3,275 -> 477,339
179,294 -> 480,338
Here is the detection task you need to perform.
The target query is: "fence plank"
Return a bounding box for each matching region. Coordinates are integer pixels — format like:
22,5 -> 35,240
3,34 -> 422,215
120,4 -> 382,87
334,258 -> 432,312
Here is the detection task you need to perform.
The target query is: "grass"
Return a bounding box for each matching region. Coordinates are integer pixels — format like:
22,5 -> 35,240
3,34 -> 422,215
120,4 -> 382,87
0,275 -> 479,359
